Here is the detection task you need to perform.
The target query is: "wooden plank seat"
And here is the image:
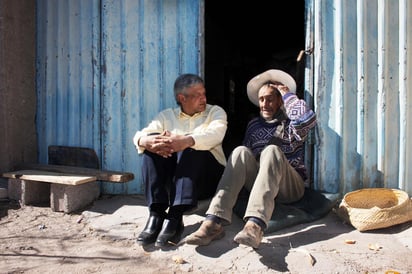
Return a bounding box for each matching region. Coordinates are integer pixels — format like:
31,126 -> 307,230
2,170 -> 97,185
15,163 -> 134,183
2,164 -> 134,213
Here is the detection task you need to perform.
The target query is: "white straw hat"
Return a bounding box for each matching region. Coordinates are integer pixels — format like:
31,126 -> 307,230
246,69 -> 296,106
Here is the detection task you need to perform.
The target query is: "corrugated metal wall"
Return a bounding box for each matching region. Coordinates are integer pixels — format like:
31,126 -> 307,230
36,0 -> 203,194
308,0 -> 412,196
36,0 -> 412,196
99,0 -> 202,194
36,0 -> 101,161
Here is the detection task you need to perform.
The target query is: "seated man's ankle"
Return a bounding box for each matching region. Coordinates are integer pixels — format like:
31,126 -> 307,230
206,214 -> 222,224
247,217 -> 266,231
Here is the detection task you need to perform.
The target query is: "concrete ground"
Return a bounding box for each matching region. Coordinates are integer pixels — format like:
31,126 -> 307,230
82,194 -> 412,274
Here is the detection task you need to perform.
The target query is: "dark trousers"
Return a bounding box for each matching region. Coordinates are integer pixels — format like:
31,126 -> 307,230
142,148 -> 224,212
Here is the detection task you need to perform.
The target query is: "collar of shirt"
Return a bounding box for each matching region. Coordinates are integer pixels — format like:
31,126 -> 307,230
178,108 -> 203,119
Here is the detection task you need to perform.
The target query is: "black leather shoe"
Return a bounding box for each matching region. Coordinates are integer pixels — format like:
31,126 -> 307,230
155,218 -> 184,247
136,215 -> 165,246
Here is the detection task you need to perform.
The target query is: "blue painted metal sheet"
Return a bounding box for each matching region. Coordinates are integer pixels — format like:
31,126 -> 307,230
36,0 -> 412,196
100,0 -> 202,194
308,0 -> 412,196
36,0 -> 203,194
36,0 -> 102,162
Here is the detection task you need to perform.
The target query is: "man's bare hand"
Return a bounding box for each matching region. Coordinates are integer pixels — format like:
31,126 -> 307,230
167,134 -> 195,152
275,84 -> 290,95
139,130 -> 194,158
139,134 -> 173,158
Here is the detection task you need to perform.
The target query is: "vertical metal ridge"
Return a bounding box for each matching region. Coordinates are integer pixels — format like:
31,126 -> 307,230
313,0 -> 412,195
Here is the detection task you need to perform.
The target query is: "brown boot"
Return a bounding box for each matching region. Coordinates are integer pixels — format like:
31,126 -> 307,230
184,220 -> 225,246
233,221 -> 263,249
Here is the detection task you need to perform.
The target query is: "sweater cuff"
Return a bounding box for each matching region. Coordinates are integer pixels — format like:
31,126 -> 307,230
282,92 -> 294,101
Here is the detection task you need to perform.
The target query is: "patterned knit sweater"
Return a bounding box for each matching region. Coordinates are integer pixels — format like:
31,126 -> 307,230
242,93 -> 317,180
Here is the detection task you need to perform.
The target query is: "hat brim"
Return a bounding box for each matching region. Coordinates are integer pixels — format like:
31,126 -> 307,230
246,69 -> 296,106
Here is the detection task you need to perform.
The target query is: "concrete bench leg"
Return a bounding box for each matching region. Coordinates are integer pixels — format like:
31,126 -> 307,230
8,179 -> 50,205
50,182 -> 100,213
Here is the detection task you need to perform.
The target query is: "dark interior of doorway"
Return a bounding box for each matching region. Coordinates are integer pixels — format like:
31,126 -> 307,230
204,1 -> 306,156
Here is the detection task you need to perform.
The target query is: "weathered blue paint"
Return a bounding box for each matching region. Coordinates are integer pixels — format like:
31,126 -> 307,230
36,0 -> 412,196
308,0 -> 412,196
36,0 -> 102,162
36,0 -> 202,194
99,0 -> 202,194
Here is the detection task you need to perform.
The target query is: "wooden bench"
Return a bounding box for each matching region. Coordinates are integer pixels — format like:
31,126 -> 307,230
14,163 -> 134,183
2,164 -> 134,213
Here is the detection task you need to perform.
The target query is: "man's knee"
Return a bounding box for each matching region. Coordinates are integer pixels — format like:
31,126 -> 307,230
231,146 -> 252,158
261,144 -> 283,158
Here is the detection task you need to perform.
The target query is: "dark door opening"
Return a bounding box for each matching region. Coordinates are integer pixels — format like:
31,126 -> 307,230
204,1 -> 306,156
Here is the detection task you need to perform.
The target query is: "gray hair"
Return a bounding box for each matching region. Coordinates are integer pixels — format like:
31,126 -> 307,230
173,74 -> 204,105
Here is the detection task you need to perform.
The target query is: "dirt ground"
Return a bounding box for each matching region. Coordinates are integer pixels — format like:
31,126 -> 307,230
1,195 -> 412,274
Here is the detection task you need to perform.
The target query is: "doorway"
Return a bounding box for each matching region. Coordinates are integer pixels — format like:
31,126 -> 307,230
204,1 -> 306,155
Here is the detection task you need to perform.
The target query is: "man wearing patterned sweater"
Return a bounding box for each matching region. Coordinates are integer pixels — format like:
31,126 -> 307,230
185,69 -> 317,249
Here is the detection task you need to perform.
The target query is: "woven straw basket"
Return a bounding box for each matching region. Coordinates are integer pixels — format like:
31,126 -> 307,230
337,188 -> 412,232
